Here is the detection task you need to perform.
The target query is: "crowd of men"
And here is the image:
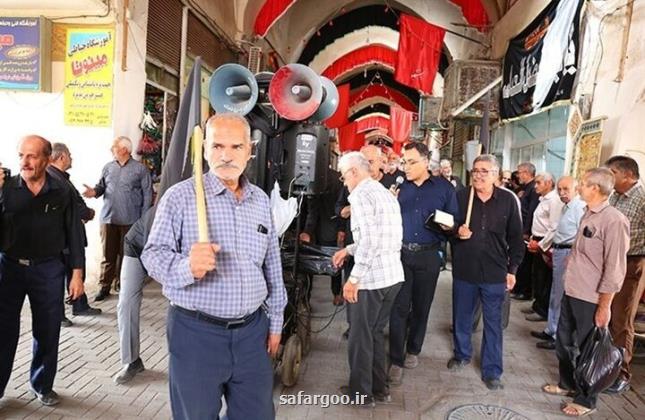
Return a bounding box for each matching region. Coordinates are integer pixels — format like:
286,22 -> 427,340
0,123 -> 642,419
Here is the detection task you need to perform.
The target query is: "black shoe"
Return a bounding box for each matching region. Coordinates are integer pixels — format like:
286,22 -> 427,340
603,377 -> 630,394
94,288 -> 110,302
373,390 -> 391,403
483,378 -> 504,390
525,313 -> 547,322
530,330 -> 553,340
342,327 -> 350,340
61,317 -> 73,328
30,388 -> 60,406
447,357 -> 470,371
114,358 -> 145,384
536,340 -> 556,350
510,293 -> 531,301
73,306 -> 102,316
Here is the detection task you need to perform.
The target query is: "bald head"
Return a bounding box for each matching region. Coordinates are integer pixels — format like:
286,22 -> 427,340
360,144 -> 384,180
557,175 -> 578,204
18,135 -> 51,184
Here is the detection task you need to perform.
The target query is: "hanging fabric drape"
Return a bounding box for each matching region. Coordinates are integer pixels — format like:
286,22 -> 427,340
322,45 -> 397,82
355,115 -> 390,133
388,106 -> 413,144
254,0 -> 297,37
338,122 -> 366,152
394,14 -> 445,95
350,84 -> 416,112
450,0 -> 489,31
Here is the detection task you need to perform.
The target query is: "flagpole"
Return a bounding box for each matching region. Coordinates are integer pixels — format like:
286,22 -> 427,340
192,125 -> 209,242
465,143 -> 482,228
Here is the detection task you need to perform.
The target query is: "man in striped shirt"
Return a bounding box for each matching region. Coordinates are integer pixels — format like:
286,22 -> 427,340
332,152 -> 404,406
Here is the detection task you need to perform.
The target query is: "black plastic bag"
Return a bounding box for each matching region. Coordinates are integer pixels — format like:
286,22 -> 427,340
574,327 -> 624,396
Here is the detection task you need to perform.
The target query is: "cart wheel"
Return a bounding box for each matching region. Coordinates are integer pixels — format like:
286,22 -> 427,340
281,335 -> 302,387
296,302 -> 312,356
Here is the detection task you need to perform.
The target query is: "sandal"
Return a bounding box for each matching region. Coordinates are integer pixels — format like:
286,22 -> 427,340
561,402 -> 596,417
542,384 -> 575,397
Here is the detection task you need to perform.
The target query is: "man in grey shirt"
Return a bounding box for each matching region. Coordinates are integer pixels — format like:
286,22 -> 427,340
83,136 -> 152,301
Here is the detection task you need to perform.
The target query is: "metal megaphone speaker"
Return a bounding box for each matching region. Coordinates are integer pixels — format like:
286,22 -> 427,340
310,76 -> 339,122
209,63 -> 258,116
268,63 -> 322,121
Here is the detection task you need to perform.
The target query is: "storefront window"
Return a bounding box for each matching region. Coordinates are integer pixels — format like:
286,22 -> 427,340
494,105 -> 569,178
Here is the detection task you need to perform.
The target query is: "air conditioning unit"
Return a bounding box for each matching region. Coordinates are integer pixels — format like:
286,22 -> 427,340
247,46 -> 262,74
418,96 -> 444,129
442,60 -> 501,119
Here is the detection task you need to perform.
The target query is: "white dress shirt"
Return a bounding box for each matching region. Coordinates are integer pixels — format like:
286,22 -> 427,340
531,189 -> 565,251
345,178 -> 405,290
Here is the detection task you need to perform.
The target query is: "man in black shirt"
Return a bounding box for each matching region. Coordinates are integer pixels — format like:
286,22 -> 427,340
448,154 -> 524,391
0,135 -> 84,406
48,143 -> 101,324
511,162 -> 540,300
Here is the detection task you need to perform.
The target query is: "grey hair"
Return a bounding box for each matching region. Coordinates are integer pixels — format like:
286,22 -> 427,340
338,151 -> 370,174
205,113 -> 251,144
536,172 -> 555,184
557,175 -> 577,188
114,136 -> 133,153
51,142 -> 70,161
473,154 -> 500,173
518,162 -> 536,176
439,159 -> 452,168
584,168 -> 615,196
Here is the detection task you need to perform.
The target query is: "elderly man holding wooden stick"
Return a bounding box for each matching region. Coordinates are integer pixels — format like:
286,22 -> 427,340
142,113 -> 287,420
447,154 -> 524,390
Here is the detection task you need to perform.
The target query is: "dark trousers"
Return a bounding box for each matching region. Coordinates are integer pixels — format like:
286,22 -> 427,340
99,223 -> 131,290
389,248 -> 441,366
167,306 -> 274,420
0,255 -> 65,395
610,256 -> 645,381
62,255 -> 90,315
320,240 -> 342,296
531,252 -> 552,318
452,278 -> 506,380
513,249 -> 533,297
348,283 -> 401,397
556,295 -> 598,409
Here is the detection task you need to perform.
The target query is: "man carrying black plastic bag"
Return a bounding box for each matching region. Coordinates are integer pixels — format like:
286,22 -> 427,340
542,168 -> 630,417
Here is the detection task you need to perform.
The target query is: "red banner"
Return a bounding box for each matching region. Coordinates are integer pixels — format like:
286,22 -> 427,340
325,83 -> 350,129
356,115 -> 390,133
350,84 -> 416,112
388,106 -> 413,143
394,14 -> 445,95
450,0 -> 489,31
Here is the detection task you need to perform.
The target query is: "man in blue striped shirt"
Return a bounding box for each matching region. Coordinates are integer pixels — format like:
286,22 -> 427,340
83,137 -> 152,301
141,113 -> 286,420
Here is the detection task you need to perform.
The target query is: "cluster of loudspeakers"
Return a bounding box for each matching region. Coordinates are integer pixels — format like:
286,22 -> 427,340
208,63 -> 339,195
208,63 -> 339,122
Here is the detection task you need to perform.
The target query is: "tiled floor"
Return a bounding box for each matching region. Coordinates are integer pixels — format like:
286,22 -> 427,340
0,271 -> 643,419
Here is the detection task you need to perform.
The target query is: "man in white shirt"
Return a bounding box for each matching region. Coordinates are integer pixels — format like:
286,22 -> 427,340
525,173 -> 564,321
531,176 -> 586,349
332,152 -> 404,406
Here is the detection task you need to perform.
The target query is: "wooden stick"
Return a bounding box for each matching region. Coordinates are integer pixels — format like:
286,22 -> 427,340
465,144 -> 482,228
192,125 -> 209,242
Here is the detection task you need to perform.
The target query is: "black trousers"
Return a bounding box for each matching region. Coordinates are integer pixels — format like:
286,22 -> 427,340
0,255 -> 65,395
556,295 -> 598,409
348,283 -> 401,398
531,252 -> 552,318
513,250 -> 533,297
389,248 -> 441,366
320,240 -> 342,296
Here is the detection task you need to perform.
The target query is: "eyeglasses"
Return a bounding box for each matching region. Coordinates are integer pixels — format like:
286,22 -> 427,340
472,169 -> 492,177
339,168 -> 353,182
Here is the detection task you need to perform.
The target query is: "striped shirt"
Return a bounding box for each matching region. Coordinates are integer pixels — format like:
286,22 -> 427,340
609,182 -> 645,256
141,172 -> 287,334
346,178 -> 404,290
94,158 -> 152,225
